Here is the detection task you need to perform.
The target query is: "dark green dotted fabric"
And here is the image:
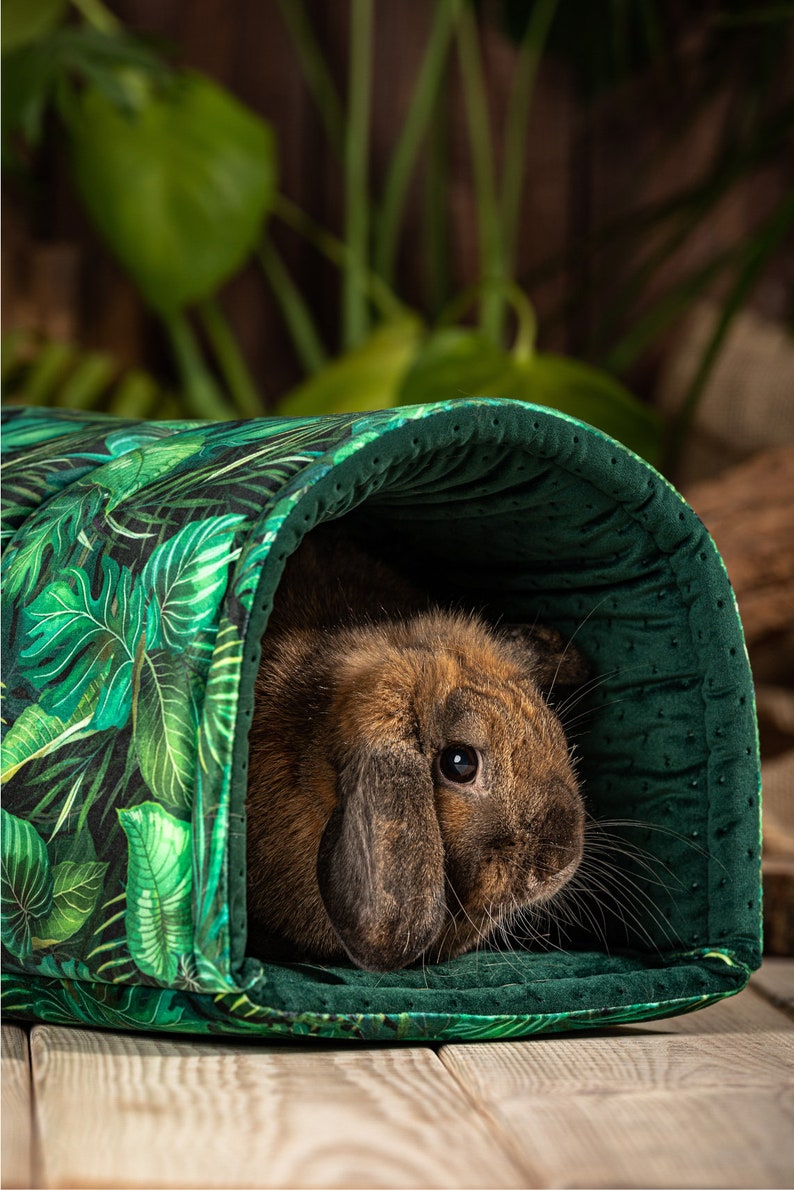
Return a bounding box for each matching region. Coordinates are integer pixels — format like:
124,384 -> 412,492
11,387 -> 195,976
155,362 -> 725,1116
0,399 -> 761,1041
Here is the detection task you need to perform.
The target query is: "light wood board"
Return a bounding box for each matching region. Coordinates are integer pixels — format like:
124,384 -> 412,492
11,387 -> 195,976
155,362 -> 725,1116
751,956 -> 794,1014
440,986 -> 794,1188
1,1025 -> 33,1190
8,964 -> 794,1189
30,1027 -> 526,1189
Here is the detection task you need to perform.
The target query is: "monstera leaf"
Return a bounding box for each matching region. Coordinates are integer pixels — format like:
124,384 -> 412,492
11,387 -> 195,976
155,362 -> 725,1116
66,71 -> 276,315
2,484 -> 104,601
118,801 -> 192,984
1,809 -> 53,958
135,650 -> 200,810
398,328 -> 663,463
142,514 -> 244,651
21,554 -> 145,730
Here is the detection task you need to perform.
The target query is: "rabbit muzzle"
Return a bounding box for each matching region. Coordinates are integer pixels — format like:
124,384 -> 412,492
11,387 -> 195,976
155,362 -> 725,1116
430,777 -> 585,961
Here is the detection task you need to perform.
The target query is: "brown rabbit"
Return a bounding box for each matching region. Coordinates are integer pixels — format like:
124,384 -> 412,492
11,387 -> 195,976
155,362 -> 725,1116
245,522 -> 589,972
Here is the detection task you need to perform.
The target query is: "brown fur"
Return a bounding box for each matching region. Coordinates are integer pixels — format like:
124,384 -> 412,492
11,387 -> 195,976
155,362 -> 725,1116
245,523 -> 587,971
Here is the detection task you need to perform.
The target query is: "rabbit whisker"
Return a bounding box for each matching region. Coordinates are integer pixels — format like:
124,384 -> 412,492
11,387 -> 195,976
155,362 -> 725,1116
553,668 -> 627,717
566,860 -> 678,953
582,832 -> 687,893
589,816 -> 727,873
546,595 -> 614,701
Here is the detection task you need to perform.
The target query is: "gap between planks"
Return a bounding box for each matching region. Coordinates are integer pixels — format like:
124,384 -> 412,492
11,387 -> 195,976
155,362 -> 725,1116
28,1028 -> 528,1189
5,960 -> 794,1190
439,980 -> 794,1189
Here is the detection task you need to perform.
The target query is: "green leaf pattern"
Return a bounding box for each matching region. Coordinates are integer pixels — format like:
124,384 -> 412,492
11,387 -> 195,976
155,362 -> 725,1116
117,802 -> 192,984
1,401 -> 754,1041
134,650 -> 199,810
1,698 -> 97,784
2,404 -> 364,996
22,556 -> 145,730
142,514 -> 243,650
31,860 -> 107,949
1,810 -> 54,957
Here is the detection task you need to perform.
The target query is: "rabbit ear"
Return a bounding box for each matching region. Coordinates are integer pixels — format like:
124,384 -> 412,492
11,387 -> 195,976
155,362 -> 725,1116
316,742 -> 446,971
502,622 -> 591,691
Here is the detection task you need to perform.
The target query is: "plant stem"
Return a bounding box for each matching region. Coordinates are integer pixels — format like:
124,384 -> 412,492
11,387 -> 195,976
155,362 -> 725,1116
343,0 -> 374,349
69,0 -> 121,33
375,0 -> 461,287
511,285 -> 537,361
110,369 -> 169,421
197,298 -> 264,417
274,194 -> 405,320
438,278 -> 537,359
258,236 -> 328,375
456,6 -> 504,344
501,0 -> 558,279
424,79 -> 451,319
164,314 -> 236,421
276,0 -> 346,158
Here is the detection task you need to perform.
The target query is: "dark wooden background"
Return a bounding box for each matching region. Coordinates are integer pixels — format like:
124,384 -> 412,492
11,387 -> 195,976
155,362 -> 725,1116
3,0 -> 793,408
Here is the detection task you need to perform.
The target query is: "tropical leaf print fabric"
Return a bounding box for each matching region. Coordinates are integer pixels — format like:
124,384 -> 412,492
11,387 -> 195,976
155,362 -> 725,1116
1,402 -> 761,1041
1,407 -> 350,993
1,405 -> 471,997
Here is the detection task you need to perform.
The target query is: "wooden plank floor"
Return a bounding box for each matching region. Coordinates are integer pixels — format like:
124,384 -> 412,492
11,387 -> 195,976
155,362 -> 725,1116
3,962 -> 793,1189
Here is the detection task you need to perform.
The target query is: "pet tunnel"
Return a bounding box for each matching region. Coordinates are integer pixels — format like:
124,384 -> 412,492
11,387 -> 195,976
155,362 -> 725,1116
1,399 -> 761,1042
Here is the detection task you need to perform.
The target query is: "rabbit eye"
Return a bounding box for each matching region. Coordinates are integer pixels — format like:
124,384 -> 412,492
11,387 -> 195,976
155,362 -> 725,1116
438,744 -> 479,784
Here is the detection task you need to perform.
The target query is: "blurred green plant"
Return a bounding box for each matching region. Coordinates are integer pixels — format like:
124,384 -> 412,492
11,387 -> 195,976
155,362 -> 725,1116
3,0 -> 275,420
3,0 -> 791,468
2,327 -> 182,419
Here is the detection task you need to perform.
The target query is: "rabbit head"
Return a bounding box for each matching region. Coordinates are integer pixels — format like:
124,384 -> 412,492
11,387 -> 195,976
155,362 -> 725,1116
246,606 -> 588,973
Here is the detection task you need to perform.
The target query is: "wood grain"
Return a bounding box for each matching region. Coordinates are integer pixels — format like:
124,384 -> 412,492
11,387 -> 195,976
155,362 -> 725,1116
23,969 -> 794,1189
1,1025 -> 33,1190
440,986 -> 794,1188
30,1026 -> 526,1189
752,957 -> 794,1014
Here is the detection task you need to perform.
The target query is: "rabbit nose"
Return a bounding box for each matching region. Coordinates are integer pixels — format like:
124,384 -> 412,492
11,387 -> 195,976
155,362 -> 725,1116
530,788 -> 584,882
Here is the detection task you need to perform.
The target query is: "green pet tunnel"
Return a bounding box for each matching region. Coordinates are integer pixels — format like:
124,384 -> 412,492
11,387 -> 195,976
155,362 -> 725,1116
1,399 -> 761,1041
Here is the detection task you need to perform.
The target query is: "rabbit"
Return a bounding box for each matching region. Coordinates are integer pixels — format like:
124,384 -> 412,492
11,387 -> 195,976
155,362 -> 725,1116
245,521 -> 590,972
